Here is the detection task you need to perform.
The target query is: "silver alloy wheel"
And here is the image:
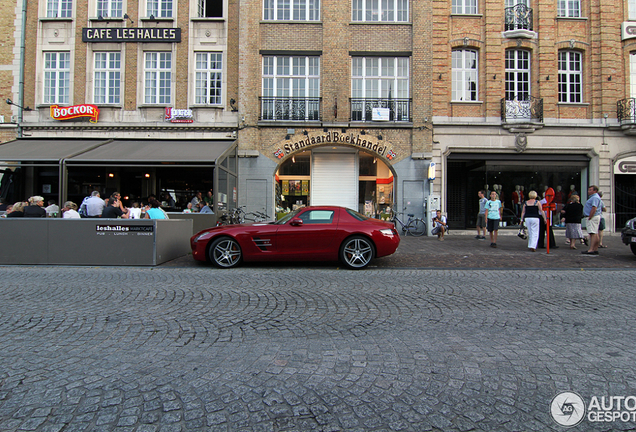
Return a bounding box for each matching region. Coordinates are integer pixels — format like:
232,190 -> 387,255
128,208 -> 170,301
340,236 -> 374,269
209,237 -> 242,268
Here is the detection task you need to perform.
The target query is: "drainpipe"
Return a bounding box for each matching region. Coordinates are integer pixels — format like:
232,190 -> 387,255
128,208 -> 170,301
17,0 -> 27,138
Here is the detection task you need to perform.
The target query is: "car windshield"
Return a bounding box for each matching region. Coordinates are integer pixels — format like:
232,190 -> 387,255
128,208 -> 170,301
346,208 -> 369,221
275,208 -> 303,225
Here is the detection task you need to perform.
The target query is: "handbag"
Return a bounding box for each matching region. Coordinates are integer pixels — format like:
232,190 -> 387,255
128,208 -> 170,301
517,226 -> 527,240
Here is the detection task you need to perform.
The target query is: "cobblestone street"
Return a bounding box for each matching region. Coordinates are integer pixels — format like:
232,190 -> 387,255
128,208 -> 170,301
1,264 -> 635,431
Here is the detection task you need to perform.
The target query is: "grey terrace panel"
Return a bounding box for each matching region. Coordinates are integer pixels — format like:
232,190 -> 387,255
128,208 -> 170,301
0,139 -> 109,162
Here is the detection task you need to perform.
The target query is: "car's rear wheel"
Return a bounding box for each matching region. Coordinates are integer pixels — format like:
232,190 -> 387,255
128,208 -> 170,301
630,243 -> 636,256
208,237 -> 242,268
340,236 -> 375,269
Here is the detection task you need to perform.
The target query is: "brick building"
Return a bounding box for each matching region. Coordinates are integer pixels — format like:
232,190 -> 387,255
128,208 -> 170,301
1,0 -> 239,211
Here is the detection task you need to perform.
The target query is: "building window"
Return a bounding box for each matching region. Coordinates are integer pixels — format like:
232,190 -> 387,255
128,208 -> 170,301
147,0 -> 172,18
144,52 -> 172,104
261,56 -> 320,120
452,49 -> 478,102
558,50 -> 582,103
452,0 -> 477,15
96,0 -> 122,18
352,0 -> 408,22
630,0 -> 636,21
195,53 -> 222,105
43,52 -> 70,104
630,53 -> 636,98
94,52 -> 121,105
197,0 -> 222,17
351,57 -> 410,121
263,0 -> 320,21
505,49 -> 530,101
46,0 -> 72,17
557,0 -> 580,17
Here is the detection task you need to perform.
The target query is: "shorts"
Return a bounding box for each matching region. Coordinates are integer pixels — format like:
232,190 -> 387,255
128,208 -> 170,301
487,219 -> 500,232
586,215 -> 601,234
476,213 -> 486,228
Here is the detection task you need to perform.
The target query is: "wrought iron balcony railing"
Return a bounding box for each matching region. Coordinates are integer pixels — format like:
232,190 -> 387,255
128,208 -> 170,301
259,97 -> 321,121
617,98 -> 636,125
350,98 -> 412,122
501,96 -> 543,123
504,4 -> 533,32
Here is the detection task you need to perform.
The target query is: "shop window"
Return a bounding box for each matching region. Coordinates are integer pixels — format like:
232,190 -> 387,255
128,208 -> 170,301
452,0 -> 477,14
558,51 -> 582,103
451,49 -> 478,102
43,52 -> 71,104
197,0 -> 222,17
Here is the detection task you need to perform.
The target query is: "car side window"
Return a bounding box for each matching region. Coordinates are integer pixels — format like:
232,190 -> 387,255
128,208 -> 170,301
298,210 -> 334,224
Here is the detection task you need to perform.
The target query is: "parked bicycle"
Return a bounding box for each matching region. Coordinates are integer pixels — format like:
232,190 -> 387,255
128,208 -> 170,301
390,207 -> 426,236
244,209 -> 271,222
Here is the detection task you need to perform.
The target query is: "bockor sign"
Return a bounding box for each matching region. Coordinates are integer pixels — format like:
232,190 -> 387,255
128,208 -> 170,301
50,104 -> 100,123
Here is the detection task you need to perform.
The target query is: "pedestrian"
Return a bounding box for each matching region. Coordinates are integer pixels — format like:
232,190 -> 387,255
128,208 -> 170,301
538,193 -> 558,249
520,190 -> 545,252
475,190 -> 487,240
582,185 -> 602,255
561,195 -> 584,249
598,191 -> 607,248
484,191 -> 503,248
431,210 -> 447,241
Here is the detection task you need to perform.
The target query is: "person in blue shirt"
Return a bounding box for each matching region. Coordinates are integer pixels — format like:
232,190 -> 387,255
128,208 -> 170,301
484,191 -> 503,248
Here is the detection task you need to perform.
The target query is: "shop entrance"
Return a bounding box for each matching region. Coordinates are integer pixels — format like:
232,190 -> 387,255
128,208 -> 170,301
276,147 -> 394,218
615,174 -> 636,229
447,154 -> 588,229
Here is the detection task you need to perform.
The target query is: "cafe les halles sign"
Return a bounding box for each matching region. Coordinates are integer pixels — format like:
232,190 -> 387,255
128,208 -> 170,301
82,27 -> 181,43
274,130 -> 397,162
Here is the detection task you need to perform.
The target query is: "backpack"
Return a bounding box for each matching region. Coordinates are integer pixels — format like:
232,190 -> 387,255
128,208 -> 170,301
78,196 -> 90,217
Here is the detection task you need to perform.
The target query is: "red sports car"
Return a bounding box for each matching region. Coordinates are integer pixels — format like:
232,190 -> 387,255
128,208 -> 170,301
191,206 -> 400,269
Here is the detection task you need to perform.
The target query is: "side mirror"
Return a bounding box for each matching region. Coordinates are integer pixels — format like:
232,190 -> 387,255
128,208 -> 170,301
290,218 -> 303,226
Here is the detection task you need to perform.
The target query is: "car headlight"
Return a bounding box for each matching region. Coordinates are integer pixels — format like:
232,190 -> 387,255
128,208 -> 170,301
193,232 -> 209,243
380,228 -> 395,236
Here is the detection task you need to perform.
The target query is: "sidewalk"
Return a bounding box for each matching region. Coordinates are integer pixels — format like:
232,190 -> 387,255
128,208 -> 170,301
386,228 -> 636,269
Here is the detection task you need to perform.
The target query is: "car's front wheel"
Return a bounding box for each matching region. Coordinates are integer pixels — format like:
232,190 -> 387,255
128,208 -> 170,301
630,243 -> 636,256
208,237 -> 242,268
340,236 -> 375,269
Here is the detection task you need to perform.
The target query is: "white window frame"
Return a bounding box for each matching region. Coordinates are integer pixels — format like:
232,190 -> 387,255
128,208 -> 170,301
195,53 -> 223,105
558,50 -> 582,103
262,56 -> 320,98
352,0 -> 408,22
451,49 -> 478,102
46,0 -> 73,17
147,0 -> 172,18
505,49 -> 530,101
96,0 -> 123,18
144,52 -> 172,105
452,0 -> 477,15
630,0 -> 636,21
263,0 -> 320,21
94,52 -> 121,105
630,53 -> 636,98
557,0 -> 580,17
351,57 -> 409,99
196,0 -> 223,18
43,52 -> 71,104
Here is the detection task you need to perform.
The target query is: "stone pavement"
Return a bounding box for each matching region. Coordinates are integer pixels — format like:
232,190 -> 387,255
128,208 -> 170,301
0,264 -> 635,431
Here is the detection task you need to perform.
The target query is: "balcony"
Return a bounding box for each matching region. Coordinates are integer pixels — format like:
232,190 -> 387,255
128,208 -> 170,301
501,96 -> 543,124
617,98 -> 636,134
350,98 -> 412,122
259,97 -> 321,122
503,4 -> 536,39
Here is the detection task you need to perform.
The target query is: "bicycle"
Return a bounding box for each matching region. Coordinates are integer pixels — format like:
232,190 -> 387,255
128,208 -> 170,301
390,207 -> 426,236
244,209 -> 271,222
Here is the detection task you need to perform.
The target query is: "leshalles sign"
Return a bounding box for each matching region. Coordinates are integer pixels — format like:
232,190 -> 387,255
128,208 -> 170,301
274,131 -> 397,161
82,27 -> 181,43
50,104 -> 100,123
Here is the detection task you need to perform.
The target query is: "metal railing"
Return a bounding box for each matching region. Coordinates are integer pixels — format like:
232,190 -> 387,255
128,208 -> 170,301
617,98 -> 636,125
349,98 -> 412,122
259,97 -> 321,121
504,4 -> 533,31
500,96 -> 543,123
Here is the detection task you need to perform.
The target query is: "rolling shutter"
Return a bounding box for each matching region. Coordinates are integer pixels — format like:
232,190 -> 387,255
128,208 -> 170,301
311,152 -> 358,209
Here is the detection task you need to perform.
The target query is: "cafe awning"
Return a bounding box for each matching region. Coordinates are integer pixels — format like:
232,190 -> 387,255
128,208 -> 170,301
66,139 -> 236,166
0,138 -> 110,165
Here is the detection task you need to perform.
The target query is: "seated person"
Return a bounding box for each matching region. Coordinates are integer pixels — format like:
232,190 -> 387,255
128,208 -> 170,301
102,197 -> 129,219
198,201 -> 213,214
24,195 -> 47,218
45,200 -> 60,217
431,210 -> 447,240
62,201 -> 81,219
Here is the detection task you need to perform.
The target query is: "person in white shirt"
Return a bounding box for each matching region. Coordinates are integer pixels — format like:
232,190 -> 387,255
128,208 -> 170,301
62,201 -> 81,219
128,202 -> 142,219
432,210 -> 448,241
45,200 -> 60,217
